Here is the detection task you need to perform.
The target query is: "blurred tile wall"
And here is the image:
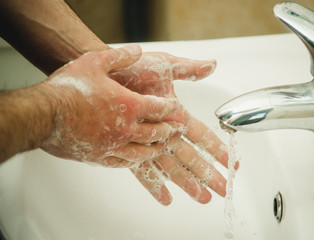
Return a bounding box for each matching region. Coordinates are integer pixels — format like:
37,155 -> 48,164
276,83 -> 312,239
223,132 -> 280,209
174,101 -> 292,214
150,0 -> 314,41
66,0 -> 314,43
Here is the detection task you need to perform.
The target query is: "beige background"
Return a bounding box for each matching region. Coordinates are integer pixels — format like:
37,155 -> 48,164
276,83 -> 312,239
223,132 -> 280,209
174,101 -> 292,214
66,0 -> 314,43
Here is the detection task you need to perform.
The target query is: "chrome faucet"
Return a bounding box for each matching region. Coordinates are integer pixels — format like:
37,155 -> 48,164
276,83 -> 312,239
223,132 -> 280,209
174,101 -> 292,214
215,2 -> 314,132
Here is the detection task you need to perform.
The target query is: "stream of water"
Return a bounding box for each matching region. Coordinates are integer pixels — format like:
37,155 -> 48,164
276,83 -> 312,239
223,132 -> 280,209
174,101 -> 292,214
224,131 -> 238,239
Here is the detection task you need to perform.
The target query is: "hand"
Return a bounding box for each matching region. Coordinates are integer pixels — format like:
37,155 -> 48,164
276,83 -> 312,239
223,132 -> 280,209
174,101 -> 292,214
41,45 -> 188,167
130,118 -> 230,205
109,52 -> 216,97
110,52 -> 237,205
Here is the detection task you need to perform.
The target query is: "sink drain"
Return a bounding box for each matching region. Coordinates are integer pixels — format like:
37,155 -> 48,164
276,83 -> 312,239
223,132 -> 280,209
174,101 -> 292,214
273,192 -> 283,223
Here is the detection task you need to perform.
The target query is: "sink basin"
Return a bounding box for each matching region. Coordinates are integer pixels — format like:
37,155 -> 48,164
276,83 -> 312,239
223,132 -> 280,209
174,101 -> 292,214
1,34 -> 314,240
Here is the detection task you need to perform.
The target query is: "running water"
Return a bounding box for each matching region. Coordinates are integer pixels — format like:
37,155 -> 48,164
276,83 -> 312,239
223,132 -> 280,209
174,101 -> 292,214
224,130 -> 238,239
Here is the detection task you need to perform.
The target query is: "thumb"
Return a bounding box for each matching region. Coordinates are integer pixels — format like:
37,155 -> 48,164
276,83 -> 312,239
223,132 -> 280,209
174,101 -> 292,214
103,44 -> 142,72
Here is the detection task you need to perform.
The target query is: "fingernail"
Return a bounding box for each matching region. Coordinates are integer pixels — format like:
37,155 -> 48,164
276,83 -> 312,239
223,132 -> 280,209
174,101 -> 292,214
160,186 -> 172,206
122,44 -> 142,58
200,60 -> 217,75
198,189 -> 212,204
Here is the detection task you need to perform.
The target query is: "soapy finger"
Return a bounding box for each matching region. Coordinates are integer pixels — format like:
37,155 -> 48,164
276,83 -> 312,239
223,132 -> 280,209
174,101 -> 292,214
114,132 -> 182,162
174,139 -> 227,197
130,160 -> 172,206
138,95 -> 187,124
156,155 -> 212,204
113,143 -> 166,162
131,121 -> 179,144
170,58 -> 217,81
186,117 -> 240,170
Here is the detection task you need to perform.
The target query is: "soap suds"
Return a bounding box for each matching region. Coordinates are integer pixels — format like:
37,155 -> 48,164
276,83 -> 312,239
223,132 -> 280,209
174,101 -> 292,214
50,74 -> 91,97
115,116 -> 126,129
131,160 -> 167,196
151,128 -> 157,137
172,63 -> 188,75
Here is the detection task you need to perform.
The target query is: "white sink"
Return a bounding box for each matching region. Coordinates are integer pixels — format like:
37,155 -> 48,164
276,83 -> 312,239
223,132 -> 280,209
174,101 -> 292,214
1,34 -> 314,240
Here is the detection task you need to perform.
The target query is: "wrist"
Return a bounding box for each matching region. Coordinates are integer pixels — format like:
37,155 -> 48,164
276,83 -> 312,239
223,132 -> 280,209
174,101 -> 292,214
0,82 -> 60,162
20,82 -> 59,152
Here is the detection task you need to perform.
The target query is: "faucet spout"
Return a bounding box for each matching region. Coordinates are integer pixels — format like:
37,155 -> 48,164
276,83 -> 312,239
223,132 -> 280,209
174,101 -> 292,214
215,80 -> 314,132
216,2 -> 314,133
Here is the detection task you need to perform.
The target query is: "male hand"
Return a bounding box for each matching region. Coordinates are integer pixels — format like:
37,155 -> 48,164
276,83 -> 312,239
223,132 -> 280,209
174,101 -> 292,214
41,45 -> 188,167
110,52 -> 237,205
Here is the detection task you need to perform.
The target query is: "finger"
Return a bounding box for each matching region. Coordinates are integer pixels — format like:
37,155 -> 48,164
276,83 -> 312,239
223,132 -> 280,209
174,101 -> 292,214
170,57 -> 217,81
114,132 -> 181,162
174,139 -> 227,197
186,117 -> 239,170
113,143 -> 163,162
156,155 -> 212,204
138,96 -> 179,121
130,161 -> 172,206
138,95 -> 189,124
100,44 -> 142,72
98,156 -> 135,168
130,121 -> 179,144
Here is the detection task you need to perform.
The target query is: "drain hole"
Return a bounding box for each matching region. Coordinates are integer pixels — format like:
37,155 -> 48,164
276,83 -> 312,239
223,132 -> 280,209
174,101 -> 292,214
273,198 -> 278,216
273,192 -> 283,223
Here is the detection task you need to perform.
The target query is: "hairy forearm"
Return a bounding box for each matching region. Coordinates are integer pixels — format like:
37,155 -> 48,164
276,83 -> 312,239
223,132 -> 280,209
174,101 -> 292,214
0,0 -> 110,75
0,83 -> 57,162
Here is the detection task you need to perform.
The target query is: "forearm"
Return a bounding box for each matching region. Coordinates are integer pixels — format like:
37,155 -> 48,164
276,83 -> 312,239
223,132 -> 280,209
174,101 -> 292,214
0,83 -> 57,162
0,0 -> 110,75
